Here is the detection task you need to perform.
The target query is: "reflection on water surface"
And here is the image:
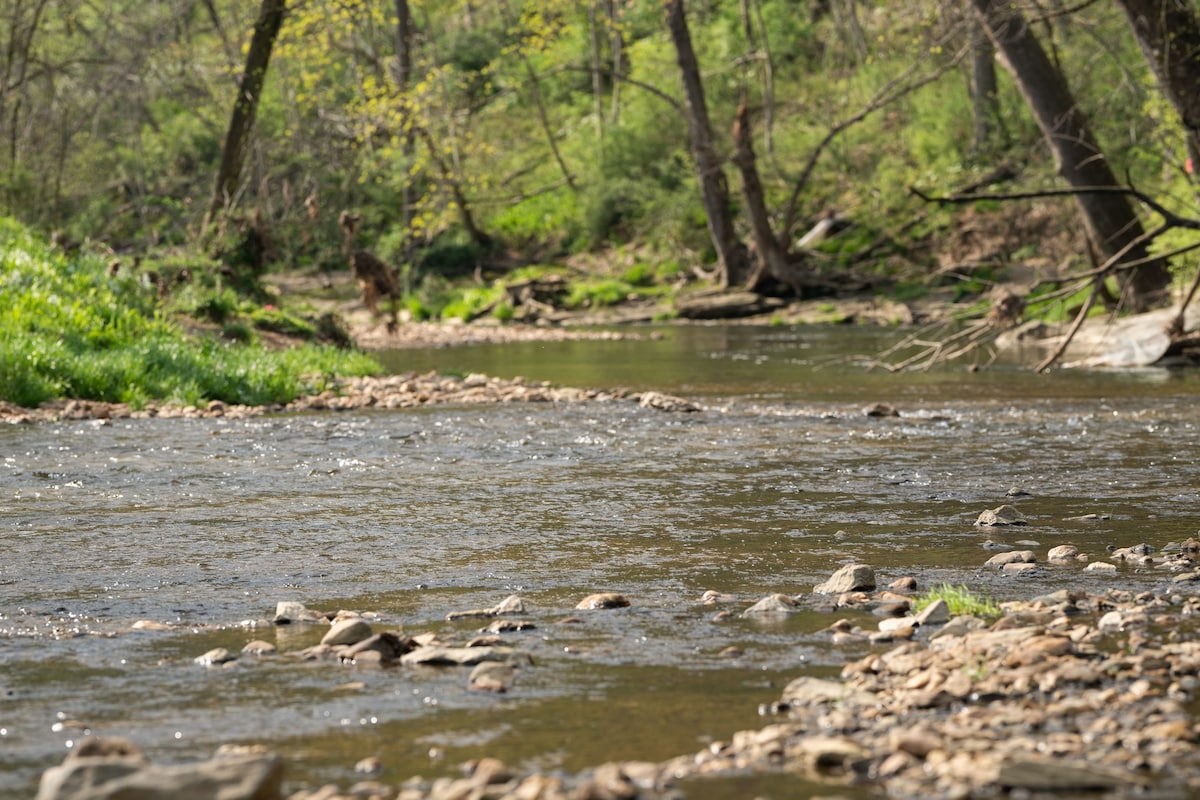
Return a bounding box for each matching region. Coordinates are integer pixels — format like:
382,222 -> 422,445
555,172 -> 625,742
2,325 -> 1199,795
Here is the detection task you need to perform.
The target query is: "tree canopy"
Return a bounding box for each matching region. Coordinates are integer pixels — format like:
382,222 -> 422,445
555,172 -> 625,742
2,0 -> 1197,313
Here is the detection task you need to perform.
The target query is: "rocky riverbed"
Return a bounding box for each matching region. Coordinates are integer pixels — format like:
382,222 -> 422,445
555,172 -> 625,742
35,550 -> 1200,800
0,370 -> 703,425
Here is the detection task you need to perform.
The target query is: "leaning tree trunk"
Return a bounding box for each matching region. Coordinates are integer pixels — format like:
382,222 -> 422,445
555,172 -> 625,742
1116,0 -> 1200,175
972,0 -> 1171,311
203,0 -> 287,236
731,96 -> 804,294
664,0 -> 751,289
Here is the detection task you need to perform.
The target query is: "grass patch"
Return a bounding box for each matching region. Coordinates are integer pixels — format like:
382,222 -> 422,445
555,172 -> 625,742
913,582 -> 1002,621
0,218 -> 380,409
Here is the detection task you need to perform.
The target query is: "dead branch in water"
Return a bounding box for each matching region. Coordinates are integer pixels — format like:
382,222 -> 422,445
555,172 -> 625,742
876,181 -> 1200,372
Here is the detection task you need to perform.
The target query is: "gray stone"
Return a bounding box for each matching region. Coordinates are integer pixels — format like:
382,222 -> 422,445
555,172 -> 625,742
742,594 -> 797,615
914,599 -> 950,625
575,592 -> 631,610
36,746 -> 283,800
400,646 -> 534,667
1047,544 -> 1079,562
975,505 -> 1027,526
984,550 -> 1035,567
272,601 -> 326,624
781,676 -> 875,707
813,564 -> 876,594
321,618 -> 372,647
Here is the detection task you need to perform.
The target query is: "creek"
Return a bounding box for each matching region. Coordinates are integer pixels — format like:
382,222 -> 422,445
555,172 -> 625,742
2,324 -> 1199,798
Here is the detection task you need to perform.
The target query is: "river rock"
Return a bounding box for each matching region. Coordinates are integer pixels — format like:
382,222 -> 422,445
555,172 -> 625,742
321,618 -> 372,646
36,739 -> 283,800
468,662 -> 516,693
975,505 -> 1027,526
341,632 -> 414,663
194,648 -> 237,667
575,592 -> 630,609
400,645 -> 534,667
985,550 -> 1036,566
996,757 -> 1140,791
742,593 -> 798,615
1047,544 -> 1079,562
447,594 -> 527,620
814,564 -> 876,594
915,599 -> 950,625
781,676 -> 875,707
637,391 -> 701,412
241,640 -> 277,656
273,601 -> 327,624
1084,561 -> 1118,573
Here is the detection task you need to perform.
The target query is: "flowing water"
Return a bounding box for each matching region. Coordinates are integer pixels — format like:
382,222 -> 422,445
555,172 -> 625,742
3,325 -> 1200,797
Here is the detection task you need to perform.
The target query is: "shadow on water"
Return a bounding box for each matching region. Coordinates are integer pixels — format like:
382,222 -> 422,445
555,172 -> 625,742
2,325 -> 1200,794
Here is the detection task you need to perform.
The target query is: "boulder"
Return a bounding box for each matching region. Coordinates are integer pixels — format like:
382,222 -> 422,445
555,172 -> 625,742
814,564 -> 876,594
975,505 -> 1027,526
742,594 -> 798,615
36,739 -> 283,800
321,618 -> 372,647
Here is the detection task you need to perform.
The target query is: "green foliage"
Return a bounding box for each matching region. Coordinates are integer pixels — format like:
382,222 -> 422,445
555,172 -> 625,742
441,285 -> 504,321
0,219 -> 379,409
914,583 -> 1002,621
565,278 -> 632,309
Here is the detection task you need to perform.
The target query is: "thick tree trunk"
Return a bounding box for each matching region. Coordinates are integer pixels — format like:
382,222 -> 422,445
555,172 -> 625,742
1116,0 -> 1200,173
731,97 -> 806,294
664,0 -> 751,288
203,0 -> 287,235
973,0 -> 1170,311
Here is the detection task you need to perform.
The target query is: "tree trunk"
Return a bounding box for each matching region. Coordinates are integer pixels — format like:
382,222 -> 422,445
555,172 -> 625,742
1116,0 -> 1200,175
969,19 -> 1000,153
203,0 -> 287,235
731,96 -> 802,293
395,0 -> 416,264
664,0 -> 750,288
972,0 -> 1170,311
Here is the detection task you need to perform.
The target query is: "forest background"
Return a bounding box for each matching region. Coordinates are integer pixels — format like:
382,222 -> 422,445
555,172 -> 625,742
3,0 -> 1200,407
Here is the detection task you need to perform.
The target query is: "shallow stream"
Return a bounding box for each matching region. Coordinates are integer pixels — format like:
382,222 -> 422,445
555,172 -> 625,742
3,325 -> 1199,797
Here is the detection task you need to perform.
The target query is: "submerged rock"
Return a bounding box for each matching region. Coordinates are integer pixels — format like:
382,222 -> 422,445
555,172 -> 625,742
447,594 -> 527,620
575,592 -> 630,610
975,504 -> 1027,526
742,593 -> 798,615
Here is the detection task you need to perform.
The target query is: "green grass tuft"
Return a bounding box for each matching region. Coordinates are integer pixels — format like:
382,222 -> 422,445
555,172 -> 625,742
913,582 -> 1002,620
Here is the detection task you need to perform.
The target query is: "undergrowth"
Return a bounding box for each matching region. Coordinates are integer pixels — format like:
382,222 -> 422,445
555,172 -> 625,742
0,218 -> 380,409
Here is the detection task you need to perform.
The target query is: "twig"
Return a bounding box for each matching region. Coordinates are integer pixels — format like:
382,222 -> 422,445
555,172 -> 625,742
1035,280 -> 1099,373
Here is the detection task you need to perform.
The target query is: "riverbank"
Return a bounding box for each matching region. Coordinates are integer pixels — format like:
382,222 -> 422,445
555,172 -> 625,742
0,370 -> 706,425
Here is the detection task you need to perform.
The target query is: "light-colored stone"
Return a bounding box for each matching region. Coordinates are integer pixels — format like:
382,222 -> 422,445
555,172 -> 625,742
400,646 -> 534,667
985,550 -> 1035,566
814,563 -> 876,594
975,505 -> 1027,526
742,594 -> 797,615
1084,561 -> 1118,574
36,746 -> 283,800
321,618 -> 372,647
575,592 -> 630,610
1047,544 -> 1079,562
273,601 -> 326,625
915,599 -> 950,625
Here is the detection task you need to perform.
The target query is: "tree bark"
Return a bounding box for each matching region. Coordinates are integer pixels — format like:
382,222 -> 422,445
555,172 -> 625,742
395,0 -> 416,263
969,19 -> 1000,153
972,0 -> 1170,311
203,0 -> 287,235
731,96 -> 802,294
1116,0 -> 1200,174
664,0 -> 750,288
